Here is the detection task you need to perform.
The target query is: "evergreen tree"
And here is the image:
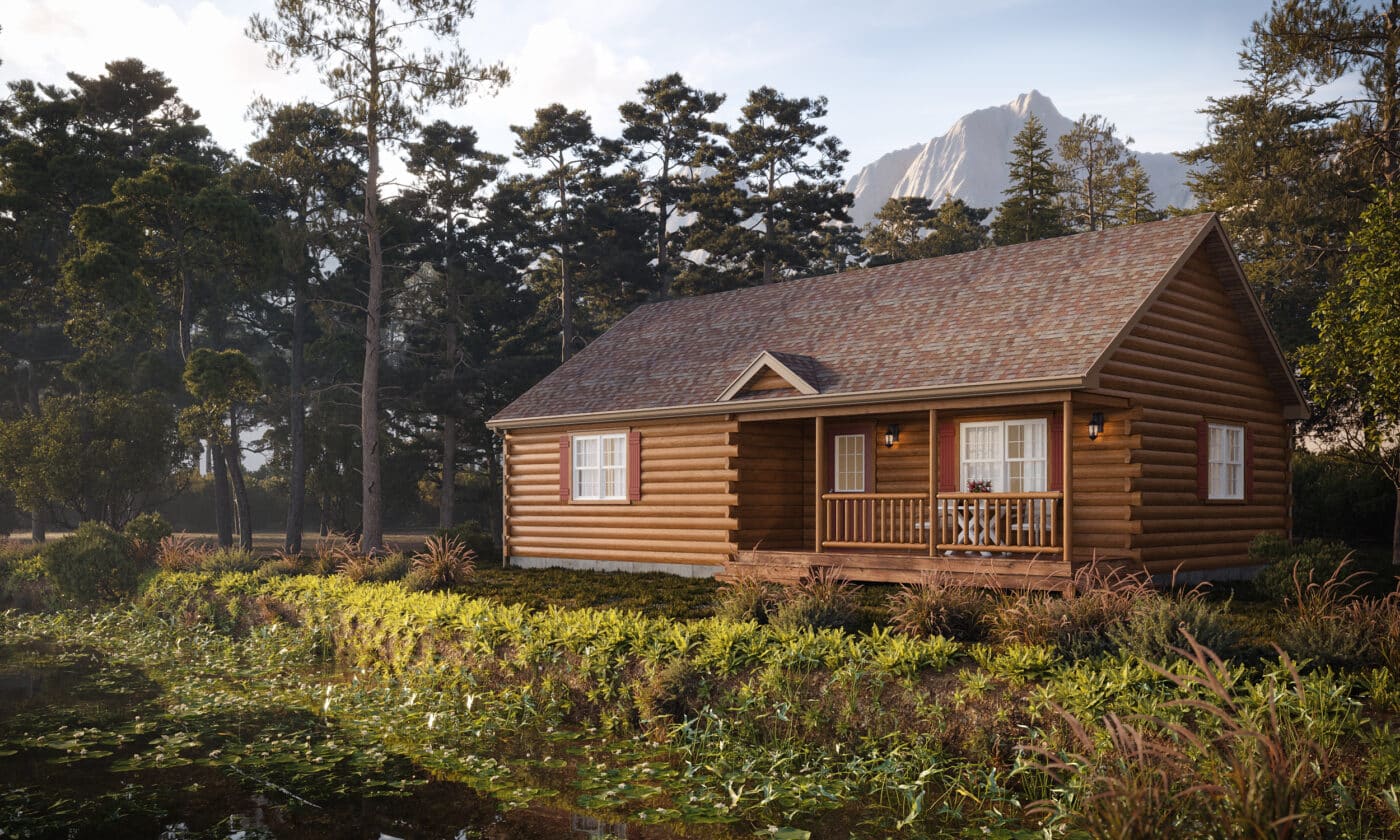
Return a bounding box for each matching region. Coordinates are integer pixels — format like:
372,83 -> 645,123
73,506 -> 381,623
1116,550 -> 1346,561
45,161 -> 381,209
864,195 -> 989,264
618,74 -> 725,299
681,86 -> 854,290
248,0 -> 509,553
991,114 -> 1068,245
398,121 -> 508,528
1112,156 -> 1163,225
236,103 -> 363,552
1180,53 -> 1367,353
512,105 -> 651,361
1300,186 -> 1400,566
1057,114 -> 1132,232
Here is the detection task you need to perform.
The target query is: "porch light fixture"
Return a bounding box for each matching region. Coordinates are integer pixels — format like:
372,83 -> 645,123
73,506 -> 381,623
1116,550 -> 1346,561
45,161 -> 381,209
1088,411 -> 1105,442
884,424 -> 900,448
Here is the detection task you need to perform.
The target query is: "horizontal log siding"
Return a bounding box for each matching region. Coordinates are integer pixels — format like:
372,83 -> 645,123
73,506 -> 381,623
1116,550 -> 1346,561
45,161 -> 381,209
734,420 -> 811,550
1071,405 -> 1137,560
1098,248 -> 1289,573
873,413 -> 930,495
504,417 -> 739,569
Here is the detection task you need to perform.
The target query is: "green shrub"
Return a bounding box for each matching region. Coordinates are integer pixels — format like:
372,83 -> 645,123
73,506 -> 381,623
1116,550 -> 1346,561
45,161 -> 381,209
41,522 -> 145,602
1252,535 -> 1353,603
1276,563 -> 1388,669
432,521 -> 498,565
0,546 -> 56,610
991,570 -> 1150,658
769,566 -> 859,631
254,555 -> 310,579
339,551 -> 410,583
197,548 -> 261,574
1107,590 -> 1240,661
122,512 -> 173,562
888,573 -> 990,641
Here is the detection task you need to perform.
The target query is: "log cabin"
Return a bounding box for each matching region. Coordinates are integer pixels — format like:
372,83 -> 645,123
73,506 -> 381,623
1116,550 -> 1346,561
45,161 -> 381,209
486,214 -> 1308,591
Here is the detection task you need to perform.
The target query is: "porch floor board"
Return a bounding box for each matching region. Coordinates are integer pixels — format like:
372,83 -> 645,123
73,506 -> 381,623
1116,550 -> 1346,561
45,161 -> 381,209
725,549 -> 1090,592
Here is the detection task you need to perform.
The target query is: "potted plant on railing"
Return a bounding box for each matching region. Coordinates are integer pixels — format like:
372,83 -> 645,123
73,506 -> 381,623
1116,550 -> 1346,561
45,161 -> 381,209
965,480 -> 995,555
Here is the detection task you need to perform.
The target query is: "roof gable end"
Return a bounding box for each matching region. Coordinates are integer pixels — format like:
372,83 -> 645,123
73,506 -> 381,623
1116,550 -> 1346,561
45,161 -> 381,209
717,350 -> 821,401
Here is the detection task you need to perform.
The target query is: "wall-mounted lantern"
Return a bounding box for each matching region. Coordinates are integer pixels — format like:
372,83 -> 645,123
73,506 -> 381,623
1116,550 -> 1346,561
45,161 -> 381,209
1088,411 -> 1105,442
884,423 -> 901,448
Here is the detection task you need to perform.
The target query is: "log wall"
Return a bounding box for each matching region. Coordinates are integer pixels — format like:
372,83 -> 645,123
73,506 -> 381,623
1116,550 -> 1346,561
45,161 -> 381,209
1097,245 -> 1291,573
733,419 -> 811,550
503,416 -> 739,570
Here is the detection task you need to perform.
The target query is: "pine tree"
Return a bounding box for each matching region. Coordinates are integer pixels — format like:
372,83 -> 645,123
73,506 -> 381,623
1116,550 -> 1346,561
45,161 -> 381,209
248,0 -> 508,553
865,195 -> 989,264
681,87 -> 854,291
618,74 -> 724,299
991,114 -> 1068,245
1112,156 -> 1163,225
1057,114 -> 1131,232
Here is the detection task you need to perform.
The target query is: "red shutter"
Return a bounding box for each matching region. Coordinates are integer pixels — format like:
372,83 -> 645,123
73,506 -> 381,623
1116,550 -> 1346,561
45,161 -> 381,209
938,425 -> 958,492
1048,413 -> 1064,491
558,435 -> 571,501
627,430 -> 642,501
1243,426 -> 1255,504
1196,421 -> 1209,501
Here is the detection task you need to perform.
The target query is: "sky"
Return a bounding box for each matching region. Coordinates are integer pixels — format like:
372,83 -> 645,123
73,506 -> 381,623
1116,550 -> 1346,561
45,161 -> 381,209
1,0 -> 1276,180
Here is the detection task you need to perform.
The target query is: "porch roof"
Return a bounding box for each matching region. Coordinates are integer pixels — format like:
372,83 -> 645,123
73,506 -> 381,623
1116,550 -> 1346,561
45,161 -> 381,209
491,214 -> 1304,427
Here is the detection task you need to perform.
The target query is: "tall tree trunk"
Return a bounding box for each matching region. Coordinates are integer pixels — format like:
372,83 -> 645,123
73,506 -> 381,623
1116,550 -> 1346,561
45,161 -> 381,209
656,168 -> 671,299
178,268 -> 193,361
26,369 -> 45,543
439,309 -> 457,530
285,282 -> 308,553
558,167 -> 575,362
360,34 -> 385,554
225,409 -> 253,552
211,441 -> 233,548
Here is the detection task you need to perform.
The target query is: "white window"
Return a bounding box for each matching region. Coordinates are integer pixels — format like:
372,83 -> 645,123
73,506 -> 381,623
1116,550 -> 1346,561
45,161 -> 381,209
833,433 -> 866,492
959,419 -> 1048,492
572,432 -> 628,500
1208,423 -> 1245,500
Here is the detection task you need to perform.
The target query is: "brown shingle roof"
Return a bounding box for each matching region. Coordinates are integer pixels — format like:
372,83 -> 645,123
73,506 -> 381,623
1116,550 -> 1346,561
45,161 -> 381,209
491,214 -> 1291,425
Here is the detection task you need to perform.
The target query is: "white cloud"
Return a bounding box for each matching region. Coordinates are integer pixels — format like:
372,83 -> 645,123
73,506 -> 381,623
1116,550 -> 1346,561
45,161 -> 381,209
1,0 -> 319,155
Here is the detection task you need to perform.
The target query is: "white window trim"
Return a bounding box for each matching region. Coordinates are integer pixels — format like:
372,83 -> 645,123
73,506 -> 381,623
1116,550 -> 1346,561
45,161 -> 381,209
833,433 -> 867,493
959,419 -> 1048,493
1208,422 -> 1245,501
572,432 -> 628,501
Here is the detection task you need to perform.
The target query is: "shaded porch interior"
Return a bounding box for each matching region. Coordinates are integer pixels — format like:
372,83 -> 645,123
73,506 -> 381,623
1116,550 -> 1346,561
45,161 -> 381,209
730,407 -> 1082,589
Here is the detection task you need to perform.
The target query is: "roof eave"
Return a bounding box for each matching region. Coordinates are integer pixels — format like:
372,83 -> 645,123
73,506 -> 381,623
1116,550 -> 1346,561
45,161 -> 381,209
488,375 -> 1089,430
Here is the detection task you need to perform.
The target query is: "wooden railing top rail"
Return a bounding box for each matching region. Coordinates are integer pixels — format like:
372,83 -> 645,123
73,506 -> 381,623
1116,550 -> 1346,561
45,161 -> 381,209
820,492 -> 930,500
936,491 -> 1063,500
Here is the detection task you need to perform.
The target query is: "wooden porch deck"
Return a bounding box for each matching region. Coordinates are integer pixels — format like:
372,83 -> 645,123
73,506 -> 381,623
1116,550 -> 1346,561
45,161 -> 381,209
725,549 -> 1092,593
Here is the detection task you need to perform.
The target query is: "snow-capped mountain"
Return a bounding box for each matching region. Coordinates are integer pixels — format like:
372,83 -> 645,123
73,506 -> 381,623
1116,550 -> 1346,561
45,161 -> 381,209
844,90 -> 1193,225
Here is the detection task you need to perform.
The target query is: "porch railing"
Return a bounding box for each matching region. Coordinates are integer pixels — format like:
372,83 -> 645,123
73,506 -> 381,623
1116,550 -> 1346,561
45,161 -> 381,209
821,492 -> 930,549
817,491 -> 1064,554
934,492 -> 1063,554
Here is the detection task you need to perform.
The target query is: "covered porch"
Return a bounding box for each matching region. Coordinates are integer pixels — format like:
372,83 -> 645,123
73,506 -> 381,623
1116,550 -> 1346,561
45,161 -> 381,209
728,398 -> 1099,591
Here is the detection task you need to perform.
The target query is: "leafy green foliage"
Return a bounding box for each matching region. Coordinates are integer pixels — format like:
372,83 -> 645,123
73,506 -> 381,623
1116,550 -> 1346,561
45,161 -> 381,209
1250,533 -> 1353,602
0,391 -> 184,528
121,513 -> 173,563
40,522 -> 144,602
768,566 -> 860,631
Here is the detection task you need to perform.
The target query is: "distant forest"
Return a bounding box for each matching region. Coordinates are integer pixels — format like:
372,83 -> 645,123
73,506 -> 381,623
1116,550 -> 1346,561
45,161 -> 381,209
2,1 -> 1399,559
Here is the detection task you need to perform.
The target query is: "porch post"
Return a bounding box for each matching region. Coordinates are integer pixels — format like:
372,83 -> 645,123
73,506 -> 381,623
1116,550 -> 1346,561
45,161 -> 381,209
813,415 -> 825,552
928,409 -> 938,557
1061,397 -> 1074,568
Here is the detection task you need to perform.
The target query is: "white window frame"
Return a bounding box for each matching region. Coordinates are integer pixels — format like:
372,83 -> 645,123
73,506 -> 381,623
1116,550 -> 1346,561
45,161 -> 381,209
572,432 -> 628,501
833,433 -> 867,492
1208,422 -> 1245,501
959,419 -> 1048,493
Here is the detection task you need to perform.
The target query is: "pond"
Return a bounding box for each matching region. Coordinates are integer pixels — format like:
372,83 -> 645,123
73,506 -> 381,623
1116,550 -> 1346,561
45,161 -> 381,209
0,631 -> 736,839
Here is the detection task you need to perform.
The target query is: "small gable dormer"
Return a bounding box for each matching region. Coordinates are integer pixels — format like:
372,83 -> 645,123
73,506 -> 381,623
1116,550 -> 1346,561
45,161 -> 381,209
717,350 -> 822,402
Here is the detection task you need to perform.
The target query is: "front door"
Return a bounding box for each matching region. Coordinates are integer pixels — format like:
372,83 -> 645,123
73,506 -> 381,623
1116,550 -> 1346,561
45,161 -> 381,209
825,423 -> 875,543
